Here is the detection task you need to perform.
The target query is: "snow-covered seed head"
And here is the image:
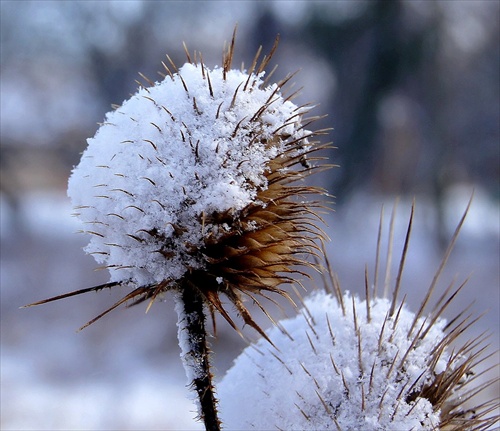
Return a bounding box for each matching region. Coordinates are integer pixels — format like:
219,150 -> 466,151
65,29 -> 329,336
219,202 -> 499,430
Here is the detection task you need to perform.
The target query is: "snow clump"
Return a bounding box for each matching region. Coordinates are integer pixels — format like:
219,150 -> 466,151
68,62 -> 311,287
219,291 -> 464,430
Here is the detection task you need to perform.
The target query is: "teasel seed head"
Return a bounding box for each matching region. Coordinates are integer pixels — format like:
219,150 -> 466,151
24,27 -> 331,430
218,200 -> 499,430
27,28 -> 330,338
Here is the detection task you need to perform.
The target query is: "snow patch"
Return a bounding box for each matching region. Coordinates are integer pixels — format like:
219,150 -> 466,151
219,291 -> 457,430
68,62 -> 311,287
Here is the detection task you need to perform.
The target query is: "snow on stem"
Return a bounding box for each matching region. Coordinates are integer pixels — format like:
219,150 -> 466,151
175,286 -> 220,431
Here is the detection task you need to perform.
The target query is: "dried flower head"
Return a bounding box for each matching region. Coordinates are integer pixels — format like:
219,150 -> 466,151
52,29 -> 327,335
27,30 -> 330,334
25,28 -> 330,430
219,201 -> 499,430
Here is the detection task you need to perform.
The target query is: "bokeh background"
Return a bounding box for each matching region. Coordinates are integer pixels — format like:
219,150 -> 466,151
1,1 -> 498,429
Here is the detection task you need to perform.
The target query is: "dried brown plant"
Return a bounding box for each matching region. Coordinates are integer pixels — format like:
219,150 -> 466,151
24,27 -> 331,430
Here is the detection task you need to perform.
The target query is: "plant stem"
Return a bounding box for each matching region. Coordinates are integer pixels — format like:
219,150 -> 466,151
176,285 -> 220,431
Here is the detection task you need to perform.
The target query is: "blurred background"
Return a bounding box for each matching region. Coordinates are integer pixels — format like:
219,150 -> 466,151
1,1 -> 498,429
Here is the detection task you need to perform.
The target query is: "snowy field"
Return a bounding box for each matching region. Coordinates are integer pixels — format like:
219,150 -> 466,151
1,186 -> 498,430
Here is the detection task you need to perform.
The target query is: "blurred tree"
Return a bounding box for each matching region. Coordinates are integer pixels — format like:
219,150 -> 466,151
285,0 -> 498,247
303,0 -> 434,200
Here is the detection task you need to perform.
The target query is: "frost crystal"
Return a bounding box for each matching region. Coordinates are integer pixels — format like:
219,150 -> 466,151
68,62 -> 311,287
219,291 -> 469,430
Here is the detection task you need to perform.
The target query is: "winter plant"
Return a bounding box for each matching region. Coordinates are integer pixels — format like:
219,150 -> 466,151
219,201 -> 499,430
24,27 -> 499,430
24,27 -> 330,430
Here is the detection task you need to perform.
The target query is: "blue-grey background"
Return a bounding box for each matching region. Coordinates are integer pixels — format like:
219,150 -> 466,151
1,1 -> 498,429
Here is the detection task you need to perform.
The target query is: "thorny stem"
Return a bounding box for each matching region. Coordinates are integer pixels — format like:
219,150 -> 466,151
176,284 -> 220,431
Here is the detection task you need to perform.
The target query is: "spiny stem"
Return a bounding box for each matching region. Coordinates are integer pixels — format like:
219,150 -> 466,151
176,285 -> 220,431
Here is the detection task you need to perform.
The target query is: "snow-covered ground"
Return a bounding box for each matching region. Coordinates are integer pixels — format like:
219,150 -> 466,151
1,186 -> 498,430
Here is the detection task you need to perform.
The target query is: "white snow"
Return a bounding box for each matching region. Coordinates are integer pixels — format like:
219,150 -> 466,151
1,348 -> 201,431
218,291 -> 465,430
174,292 -> 203,393
68,62 -> 311,287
